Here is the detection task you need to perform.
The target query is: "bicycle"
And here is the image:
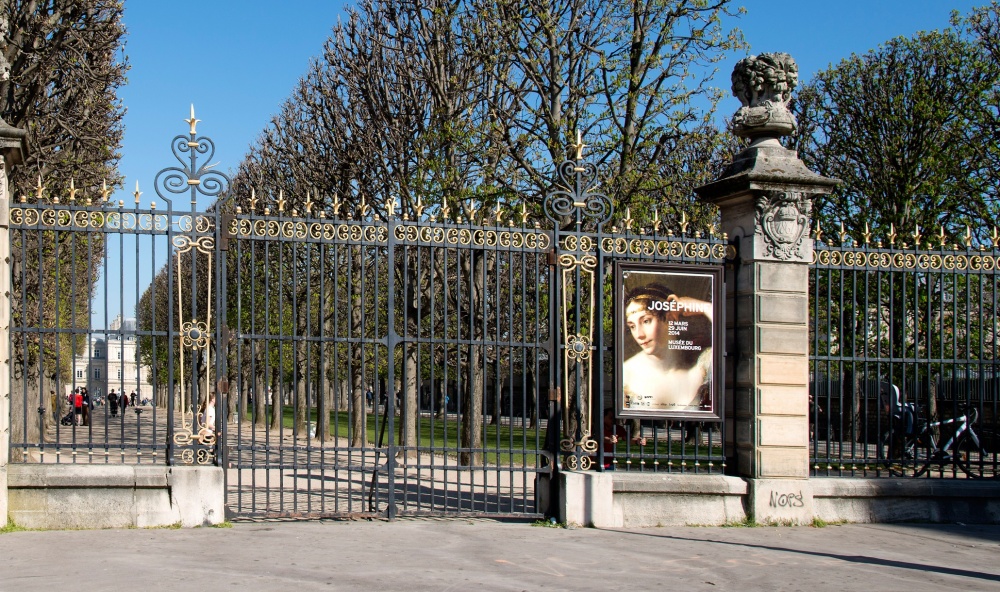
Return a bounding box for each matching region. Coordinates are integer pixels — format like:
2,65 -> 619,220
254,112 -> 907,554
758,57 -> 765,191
878,396 -> 993,478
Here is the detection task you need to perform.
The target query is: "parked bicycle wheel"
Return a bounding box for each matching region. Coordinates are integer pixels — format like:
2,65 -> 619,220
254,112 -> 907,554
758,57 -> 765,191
879,429 -> 932,477
954,432 -> 989,479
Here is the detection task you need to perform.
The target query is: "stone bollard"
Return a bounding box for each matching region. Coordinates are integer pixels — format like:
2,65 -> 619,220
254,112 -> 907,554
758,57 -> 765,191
696,53 -> 838,524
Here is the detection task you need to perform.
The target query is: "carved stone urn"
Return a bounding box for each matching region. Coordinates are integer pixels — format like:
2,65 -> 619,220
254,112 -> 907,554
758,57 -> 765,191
730,52 -> 799,145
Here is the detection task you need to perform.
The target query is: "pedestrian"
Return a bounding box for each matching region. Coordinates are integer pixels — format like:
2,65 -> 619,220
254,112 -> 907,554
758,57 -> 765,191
81,387 -> 91,427
130,390 -> 137,406
120,389 -> 128,411
108,389 -> 119,417
365,386 -> 374,408
73,388 -> 83,426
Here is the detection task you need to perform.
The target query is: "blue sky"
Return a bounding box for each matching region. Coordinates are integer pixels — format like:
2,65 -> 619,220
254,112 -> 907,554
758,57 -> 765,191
96,0 -> 984,326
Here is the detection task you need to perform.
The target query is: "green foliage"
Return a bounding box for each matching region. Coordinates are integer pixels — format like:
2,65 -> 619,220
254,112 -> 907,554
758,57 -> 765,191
795,11 -> 1000,244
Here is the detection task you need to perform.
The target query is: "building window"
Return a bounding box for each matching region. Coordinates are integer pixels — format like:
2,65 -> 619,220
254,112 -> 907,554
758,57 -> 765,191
93,369 -> 101,379
94,349 -> 102,359
76,369 -> 83,379
117,369 -> 122,379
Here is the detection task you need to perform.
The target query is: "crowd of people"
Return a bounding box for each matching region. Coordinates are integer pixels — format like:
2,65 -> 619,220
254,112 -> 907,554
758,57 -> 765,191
56,387 -> 142,426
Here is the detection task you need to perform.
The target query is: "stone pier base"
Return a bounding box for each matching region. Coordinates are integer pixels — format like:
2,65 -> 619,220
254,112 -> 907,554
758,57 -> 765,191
7,464 -> 225,529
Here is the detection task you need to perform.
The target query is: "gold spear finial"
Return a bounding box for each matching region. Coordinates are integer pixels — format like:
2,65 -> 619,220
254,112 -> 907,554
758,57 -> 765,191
414,196 -> 425,219
68,178 -> 79,202
360,195 -> 369,218
573,129 -> 587,161
679,212 -> 689,234
386,197 -> 396,218
814,221 -> 823,242
520,202 -> 529,226
332,193 -> 343,217
441,202 -> 450,221
185,104 -> 200,135
888,223 -> 897,246
277,190 -> 286,213
494,203 -> 504,225
624,207 -> 634,232
652,208 -> 662,233
838,221 -> 848,245
100,179 -> 111,202
304,190 -> 314,216
133,181 -> 142,205
938,225 -> 948,248
249,188 -> 258,213
965,225 -> 973,248
912,224 -> 922,247
35,175 -> 44,202
992,227 -> 999,249
862,222 -> 871,246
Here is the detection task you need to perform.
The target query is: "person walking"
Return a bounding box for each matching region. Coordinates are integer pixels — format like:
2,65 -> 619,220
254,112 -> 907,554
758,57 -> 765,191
73,388 -> 83,426
108,389 -> 119,418
81,387 -> 91,427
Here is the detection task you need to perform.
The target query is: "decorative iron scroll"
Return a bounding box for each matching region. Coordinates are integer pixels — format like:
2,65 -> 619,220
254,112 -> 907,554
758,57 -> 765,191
156,107 -> 231,467
154,106 -> 231,208
558,252 -> 599,471
812,248 -> 1000,271
544,157 -> 613,228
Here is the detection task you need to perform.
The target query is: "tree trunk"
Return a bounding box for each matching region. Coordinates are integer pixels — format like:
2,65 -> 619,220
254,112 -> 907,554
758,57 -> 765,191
9,377 -> 40,462
268,368 -> 282,431
460,253 -> 486,466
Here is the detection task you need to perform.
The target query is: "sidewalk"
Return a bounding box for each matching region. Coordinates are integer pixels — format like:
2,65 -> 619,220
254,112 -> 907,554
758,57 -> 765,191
2,519 -> 1000,591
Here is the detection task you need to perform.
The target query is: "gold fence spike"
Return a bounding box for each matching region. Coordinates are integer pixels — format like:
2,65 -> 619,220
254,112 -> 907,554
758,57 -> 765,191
965,225 -> 973,248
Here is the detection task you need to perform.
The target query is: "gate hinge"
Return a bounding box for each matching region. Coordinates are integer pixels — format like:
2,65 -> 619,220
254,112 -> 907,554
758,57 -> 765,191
547,248 -> 558,267
219,213 -> 235,251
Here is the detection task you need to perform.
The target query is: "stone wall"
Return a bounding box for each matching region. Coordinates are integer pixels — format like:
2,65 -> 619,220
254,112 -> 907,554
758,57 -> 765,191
7,464 -> 225,529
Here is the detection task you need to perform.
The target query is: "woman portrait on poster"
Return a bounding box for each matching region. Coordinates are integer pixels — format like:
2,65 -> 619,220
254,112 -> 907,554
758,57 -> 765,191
621,282 -> 713,412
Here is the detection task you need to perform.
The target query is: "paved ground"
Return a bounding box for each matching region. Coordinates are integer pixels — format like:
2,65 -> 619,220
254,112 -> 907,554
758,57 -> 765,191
2,519 -> 1000,591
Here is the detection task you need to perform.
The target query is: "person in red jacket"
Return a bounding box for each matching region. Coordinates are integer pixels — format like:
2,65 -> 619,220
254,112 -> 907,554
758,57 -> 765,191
73,389 -> 84,426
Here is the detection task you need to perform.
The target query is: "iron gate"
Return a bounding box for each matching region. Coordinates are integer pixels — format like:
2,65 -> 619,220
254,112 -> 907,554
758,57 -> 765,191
9,118 -> 730,520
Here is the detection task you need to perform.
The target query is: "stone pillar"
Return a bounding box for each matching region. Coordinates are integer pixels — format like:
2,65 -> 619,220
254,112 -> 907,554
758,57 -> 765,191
696,53 -> 837,524
0,120 -> 27,528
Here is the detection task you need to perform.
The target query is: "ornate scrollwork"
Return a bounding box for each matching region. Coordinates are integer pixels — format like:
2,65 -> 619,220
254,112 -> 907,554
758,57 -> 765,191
544,160 -> 613,228
814,247 -> 1000,271
565,334 -> 592,363
180,320 -> 210,349
154,107 -> 231,209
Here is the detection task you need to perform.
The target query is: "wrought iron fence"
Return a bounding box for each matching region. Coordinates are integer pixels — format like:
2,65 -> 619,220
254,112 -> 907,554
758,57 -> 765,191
810,235 -> 1000,478
6,117 -> 732,519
